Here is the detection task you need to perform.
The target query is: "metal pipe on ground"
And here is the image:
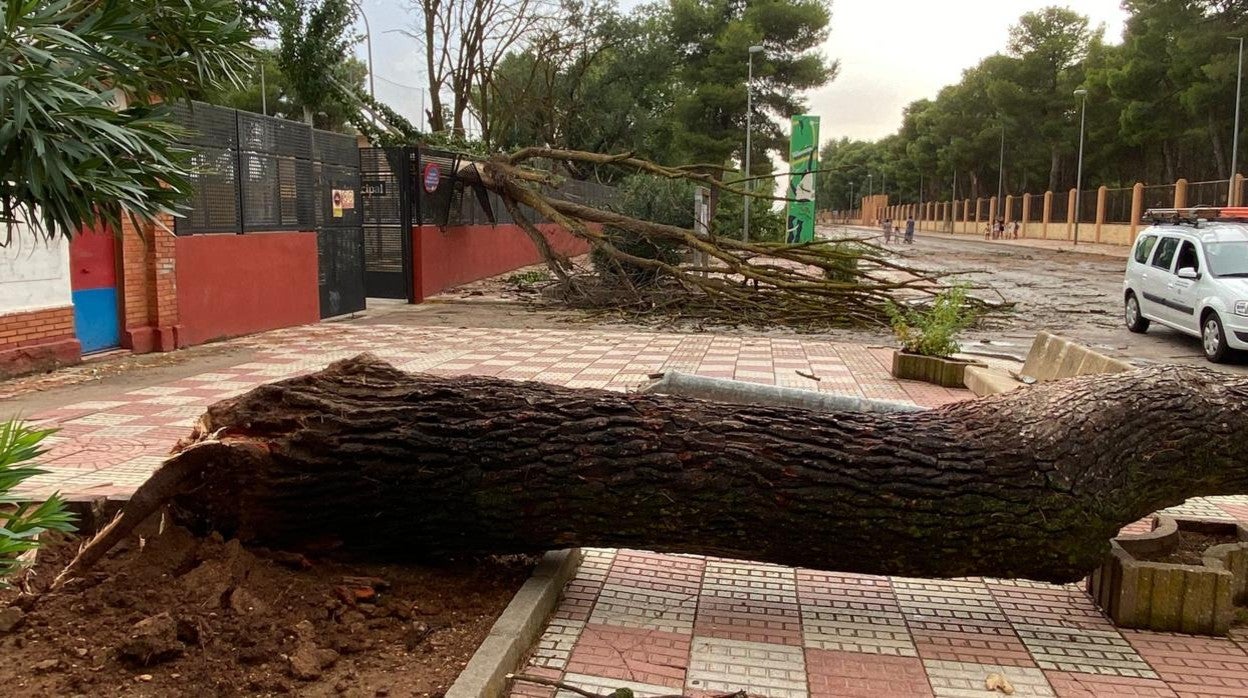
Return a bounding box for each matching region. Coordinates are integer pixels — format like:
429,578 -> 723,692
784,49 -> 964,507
642,372 -> 925,413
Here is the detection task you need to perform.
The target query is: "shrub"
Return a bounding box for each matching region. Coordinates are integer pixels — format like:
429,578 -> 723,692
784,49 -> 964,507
592,175 -> 694,285
1,421 -> 76,586
822,242 -> 867,284
885,284 -> 977,358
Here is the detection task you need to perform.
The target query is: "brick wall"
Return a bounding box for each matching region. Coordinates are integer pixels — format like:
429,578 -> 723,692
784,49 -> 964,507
119,215 -> 181,353
0,306 -> 81,377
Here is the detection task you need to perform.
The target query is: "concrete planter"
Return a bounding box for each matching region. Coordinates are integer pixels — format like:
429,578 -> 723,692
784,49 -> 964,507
1088,516 -> 1248,635
890,351 -> 973,388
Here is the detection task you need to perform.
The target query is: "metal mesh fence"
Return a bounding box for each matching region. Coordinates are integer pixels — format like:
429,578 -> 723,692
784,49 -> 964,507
1140,184 -> 1175,210
1076,189 -> 1097,223
1104,188 -> 1133,223
1050,193 -> 1069,223
1008,196 -> 1023,221
1187,179 -> 1231,207
171,101 -> 357,235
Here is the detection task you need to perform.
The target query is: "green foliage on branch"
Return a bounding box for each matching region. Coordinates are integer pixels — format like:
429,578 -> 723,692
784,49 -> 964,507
0,421 -> 76,586
592,175 -> 692,285
886,285 -> 977,358
0,0 -> 253,241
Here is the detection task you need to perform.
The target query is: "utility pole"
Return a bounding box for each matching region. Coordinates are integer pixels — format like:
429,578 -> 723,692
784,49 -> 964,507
743,45 -> 764,243
1073,88 -> 1089,246
848,180 -> 855,222
260,61 -> 267,116
1231,36 -> 1244,205
997,122 -> 1005,220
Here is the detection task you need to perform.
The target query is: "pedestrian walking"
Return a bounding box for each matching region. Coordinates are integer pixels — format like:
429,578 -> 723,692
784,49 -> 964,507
882,218 -> 893,245
905,216 -> 915,244
1012,220 -> 1020,239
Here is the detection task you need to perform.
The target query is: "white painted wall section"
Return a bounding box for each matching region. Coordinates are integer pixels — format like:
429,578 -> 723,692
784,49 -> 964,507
0,224 -> 72,314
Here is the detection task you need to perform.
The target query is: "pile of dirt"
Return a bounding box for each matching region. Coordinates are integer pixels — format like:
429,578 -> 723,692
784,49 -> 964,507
1140,530 -> 1241,566
0,527 -> 534,697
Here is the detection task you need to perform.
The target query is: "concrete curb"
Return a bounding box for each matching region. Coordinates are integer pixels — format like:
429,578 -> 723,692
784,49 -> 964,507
445,548 -> 584,698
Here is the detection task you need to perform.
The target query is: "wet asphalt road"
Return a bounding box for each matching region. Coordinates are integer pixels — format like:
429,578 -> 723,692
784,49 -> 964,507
884,232 -> 1248,374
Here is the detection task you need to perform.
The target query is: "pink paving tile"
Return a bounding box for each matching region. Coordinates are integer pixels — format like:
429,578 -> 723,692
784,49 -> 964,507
806,648 -> 934,698
1044,670 -> 1177,697
912,627 -> 1036,667
607,551 -> 705,594
565,624 -> 689,689
1124,631 -> 1248,696
693,598 -> 804,646
554,580 -> 604,623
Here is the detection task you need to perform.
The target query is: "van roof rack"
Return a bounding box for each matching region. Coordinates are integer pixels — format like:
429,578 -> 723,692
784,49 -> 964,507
1143,207 -> 1248,226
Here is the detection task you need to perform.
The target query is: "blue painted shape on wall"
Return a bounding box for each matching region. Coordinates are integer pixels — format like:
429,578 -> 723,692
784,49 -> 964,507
72,287 -> 120,354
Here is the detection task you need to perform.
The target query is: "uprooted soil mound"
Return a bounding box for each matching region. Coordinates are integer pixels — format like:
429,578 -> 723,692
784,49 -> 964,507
0,526 -> 534,697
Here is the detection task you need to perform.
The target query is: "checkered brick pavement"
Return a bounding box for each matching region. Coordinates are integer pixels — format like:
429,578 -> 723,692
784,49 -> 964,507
512,519 -> 1248,698
13,321 -> 967,499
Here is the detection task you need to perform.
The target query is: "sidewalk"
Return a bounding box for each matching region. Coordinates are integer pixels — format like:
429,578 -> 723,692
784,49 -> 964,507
11,315 -> 966,500
834,224 -> 1131,260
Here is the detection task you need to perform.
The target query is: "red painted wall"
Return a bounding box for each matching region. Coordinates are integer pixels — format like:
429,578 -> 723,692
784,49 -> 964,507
412,223 -> 590,301
175,233 -> 320,346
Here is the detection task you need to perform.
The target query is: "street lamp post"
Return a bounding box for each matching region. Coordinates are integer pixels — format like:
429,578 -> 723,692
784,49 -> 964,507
997,122 -> 1005,221
350,0 -> 376,102
848,180 -> 855,222
1231,36 -> 1244,205
1073,88 -> 1089,246
743,44 -> 764,243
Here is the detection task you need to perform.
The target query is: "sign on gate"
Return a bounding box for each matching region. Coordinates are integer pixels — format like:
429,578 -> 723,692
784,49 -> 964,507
422,162 -> 441,193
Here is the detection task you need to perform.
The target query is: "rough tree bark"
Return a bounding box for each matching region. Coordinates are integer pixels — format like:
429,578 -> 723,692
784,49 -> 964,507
59,355 -> 1248,586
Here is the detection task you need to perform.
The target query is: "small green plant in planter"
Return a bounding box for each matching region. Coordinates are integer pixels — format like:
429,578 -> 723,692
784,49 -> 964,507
1,420 -> 76,586
886,284 -> 979,387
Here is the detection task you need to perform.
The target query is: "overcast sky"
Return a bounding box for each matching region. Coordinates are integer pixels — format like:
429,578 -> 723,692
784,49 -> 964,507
351,0 -> 1130,145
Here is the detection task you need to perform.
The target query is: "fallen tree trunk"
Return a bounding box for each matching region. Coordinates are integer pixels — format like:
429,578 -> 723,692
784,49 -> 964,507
59,355 -> 1248,585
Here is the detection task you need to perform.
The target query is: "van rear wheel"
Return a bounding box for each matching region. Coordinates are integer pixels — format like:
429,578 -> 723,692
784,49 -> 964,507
1125,292 -> 1149,333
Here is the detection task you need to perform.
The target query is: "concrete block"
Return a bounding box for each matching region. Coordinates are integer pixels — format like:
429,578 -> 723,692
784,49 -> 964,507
962,365 -> 1022,396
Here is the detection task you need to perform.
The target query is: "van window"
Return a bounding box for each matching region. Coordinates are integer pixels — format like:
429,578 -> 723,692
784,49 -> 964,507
1134,235 -> 1157,264
1175,241 -> 1200,274
1151,237 -> 1180,271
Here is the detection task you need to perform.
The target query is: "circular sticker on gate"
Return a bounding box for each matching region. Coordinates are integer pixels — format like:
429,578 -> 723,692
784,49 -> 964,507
423,163 -> 441,193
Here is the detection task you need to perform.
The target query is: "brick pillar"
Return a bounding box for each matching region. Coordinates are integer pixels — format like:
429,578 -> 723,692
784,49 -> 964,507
1021,194 -> 1031,238
119,214 -> 182,353
1004,195 -> 1014,224
1233,174 -> 1245,206
1130,182 -> 1144,242
989,196 -> 998,229
1174,178 -> 1187,209
1095,185 -> 1107,243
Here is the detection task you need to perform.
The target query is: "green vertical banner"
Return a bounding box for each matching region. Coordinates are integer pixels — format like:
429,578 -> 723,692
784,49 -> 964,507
787,115 -> 820,243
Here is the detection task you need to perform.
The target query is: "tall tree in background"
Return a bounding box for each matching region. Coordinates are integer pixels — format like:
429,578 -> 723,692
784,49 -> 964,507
273,0 -> 360,128
668,0 -> 835,222
202,48 -> 369,132
0,0 -> 252,241
402,0 -> 555,138
486,2 -> 681,172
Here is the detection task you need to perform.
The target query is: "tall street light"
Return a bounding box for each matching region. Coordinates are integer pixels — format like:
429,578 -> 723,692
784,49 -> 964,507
996,121 -> 1005,221
1073,88 -> 1089,246
848,180 -> 855,219
1231,36 -> 1244,205
742,44 -> 764,243
350,0 -> 376,102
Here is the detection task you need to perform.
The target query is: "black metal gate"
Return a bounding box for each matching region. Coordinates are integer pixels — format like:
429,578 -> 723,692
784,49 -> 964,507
360,148 -> 417,300
313,133 -> 366,318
